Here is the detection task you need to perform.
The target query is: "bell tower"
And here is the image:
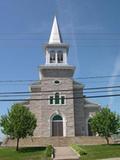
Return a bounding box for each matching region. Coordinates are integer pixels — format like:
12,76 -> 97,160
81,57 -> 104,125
45,16 -> 68,66
40,16 -> 75,79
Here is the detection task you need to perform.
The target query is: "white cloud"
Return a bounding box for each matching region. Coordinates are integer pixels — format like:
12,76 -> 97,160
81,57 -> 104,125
108,53 -> 120,107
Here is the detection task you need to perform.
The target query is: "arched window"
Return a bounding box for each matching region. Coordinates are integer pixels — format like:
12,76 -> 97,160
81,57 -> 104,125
50,50 -> 55,63
57,51 -> 63,63
53,115 -> 63,121
55,93 -> 59,104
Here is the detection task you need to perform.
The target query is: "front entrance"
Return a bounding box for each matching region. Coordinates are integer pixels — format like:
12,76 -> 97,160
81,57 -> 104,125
52,115 -> 63,136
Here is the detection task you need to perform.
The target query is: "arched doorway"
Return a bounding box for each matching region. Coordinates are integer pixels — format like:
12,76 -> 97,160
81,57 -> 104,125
88,119 -> 95,136
52,115 -> 63,136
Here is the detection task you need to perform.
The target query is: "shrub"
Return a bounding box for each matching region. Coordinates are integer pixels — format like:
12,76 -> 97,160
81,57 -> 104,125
45,145 -> 54,157
71,144 -> 87,155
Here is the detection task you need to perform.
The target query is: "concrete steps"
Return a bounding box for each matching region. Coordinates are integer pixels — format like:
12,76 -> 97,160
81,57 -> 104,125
2,136 -> 113,147
53,147 -> 80,160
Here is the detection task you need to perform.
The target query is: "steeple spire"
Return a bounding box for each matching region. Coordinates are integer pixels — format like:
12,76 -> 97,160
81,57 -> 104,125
49,16 -> 62,44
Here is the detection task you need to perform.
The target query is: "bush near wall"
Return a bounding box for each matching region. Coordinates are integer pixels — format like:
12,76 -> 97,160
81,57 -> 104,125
45,145 -> 54,158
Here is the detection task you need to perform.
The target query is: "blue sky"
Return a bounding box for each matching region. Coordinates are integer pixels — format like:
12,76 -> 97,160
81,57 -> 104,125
0,0 -> 120,140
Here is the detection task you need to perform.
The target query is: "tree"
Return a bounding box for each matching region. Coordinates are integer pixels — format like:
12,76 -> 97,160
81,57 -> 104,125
89,107 -> 120,144
0,104 -> 37,151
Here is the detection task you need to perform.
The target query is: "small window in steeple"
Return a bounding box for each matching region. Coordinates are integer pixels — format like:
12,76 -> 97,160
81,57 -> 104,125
57,51 -> 63,63
50,50 -> 55,63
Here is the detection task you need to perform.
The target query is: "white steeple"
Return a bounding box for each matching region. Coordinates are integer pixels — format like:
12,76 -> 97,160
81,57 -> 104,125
44,16 -> 69,66
49,16 -> 62,44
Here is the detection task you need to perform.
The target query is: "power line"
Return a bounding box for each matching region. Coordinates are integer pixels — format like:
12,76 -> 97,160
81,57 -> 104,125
1,38 -> 120,40
84,85 -> 120,90
0,74 -> 120,83
0,93 -> 120,102
0,80 -> 36,83
84,89 -> 120,94
0,32 -> 120,35
0,45 -> 120,48
0,84 -> 120,95
0,88 -> 120,98
76,75 -> 120,80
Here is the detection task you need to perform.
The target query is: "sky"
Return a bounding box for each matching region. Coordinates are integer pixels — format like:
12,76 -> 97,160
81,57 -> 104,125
0,0 -> 120,140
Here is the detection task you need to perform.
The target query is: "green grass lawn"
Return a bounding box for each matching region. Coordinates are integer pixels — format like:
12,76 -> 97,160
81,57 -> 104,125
0,147 -> 51,160
1,145 -> 120,160
77,144 -> 120,160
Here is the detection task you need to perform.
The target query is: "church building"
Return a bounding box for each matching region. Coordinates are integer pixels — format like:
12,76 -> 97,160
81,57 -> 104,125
25,16 -> 100,138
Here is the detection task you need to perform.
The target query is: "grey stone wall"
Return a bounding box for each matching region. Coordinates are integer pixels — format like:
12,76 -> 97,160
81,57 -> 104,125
25,67 -> 100,137
27,76 -> 76,137
39,77 -> 75,137
73,89 -> 86,136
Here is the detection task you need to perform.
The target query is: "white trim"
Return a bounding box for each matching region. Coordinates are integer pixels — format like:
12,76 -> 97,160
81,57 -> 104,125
55,51 -> 57,64
86,117 -> 89,136
52,120 -> 63,122
86,112 -> 95,136
64,51 -> 67,64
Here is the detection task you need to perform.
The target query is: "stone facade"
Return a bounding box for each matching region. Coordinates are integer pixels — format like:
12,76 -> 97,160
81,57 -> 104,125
24,16 -> 100,138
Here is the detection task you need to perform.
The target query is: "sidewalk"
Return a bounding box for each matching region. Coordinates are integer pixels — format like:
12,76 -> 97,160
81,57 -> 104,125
53,147 -> 80,160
